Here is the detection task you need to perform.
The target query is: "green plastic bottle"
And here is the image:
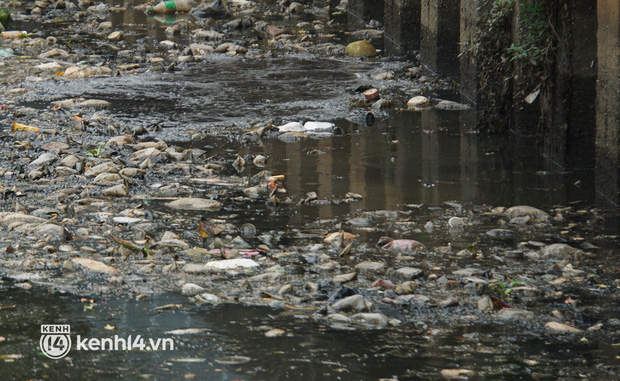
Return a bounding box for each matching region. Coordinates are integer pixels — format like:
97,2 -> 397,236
147,0 -> 193,14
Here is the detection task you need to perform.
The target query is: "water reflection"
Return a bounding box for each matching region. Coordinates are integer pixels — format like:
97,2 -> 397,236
0,287 -> 431,380
250,110 -> 595,228
3,2 -> 619,379
3,285 -> 616,380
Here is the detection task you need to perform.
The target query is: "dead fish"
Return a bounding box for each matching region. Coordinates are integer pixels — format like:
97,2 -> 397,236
164,328 -> 207,335
382,239 -> 425,252
371,278 -> 396,290
152,303 -> 182,311
215,355 -> 252,365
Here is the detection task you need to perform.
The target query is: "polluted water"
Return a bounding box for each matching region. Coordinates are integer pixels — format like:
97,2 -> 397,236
0,0 -> 619,380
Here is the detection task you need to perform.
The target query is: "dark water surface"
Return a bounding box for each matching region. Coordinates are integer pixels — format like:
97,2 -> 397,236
5,59 -> 617,379
2,285 -> 617,380
3,1 -> 619,380
28,59 -> 600,212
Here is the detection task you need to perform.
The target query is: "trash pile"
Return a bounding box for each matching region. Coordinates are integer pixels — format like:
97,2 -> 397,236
0,0 -> 617,347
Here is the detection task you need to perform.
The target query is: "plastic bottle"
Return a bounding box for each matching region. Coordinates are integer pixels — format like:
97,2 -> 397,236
147,0 -> 194,14
12,122 -> 42,132
1,30 -> 26,39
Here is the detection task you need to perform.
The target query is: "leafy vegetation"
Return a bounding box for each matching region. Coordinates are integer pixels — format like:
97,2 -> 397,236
87,142 -> 105,157
466,0 -> 553,132
508,1 -> 551,65
491,280 -> 523,296
474,0 -> 551,66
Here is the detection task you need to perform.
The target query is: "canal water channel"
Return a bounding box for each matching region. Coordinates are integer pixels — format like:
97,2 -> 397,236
1,0 -> 619,380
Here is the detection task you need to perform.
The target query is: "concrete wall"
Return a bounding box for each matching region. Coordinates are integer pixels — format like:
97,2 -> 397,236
346,0 -> 619,204
543,1 -> 598,169
384,0 -> 420,52
596,0 -> 620,204
459,0 -> 482,103
420,0 -> 459,75
510,0 -> 542,137
347,0 -> 385,27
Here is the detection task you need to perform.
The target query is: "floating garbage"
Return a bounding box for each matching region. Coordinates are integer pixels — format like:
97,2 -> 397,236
112,216 -> 147,225
1,31 -> 25,39
382,239 -> 425,252
164,328 -> 207,335
277,122 -> 304,132
434,100 -> 470,110
170,357 -> 206,363
363,88 -> 380,101
448,216 -> 465,228
147,0 -> 194,14
407,96 -> 430,110
303,121 -> 335,131
208,249 -> 260,257
12,122 -> 45,132
505,205 -> 550,219
240,223 -> 257,238
276,121 -> 336,136
348,111 -> 375,126
192,0 -> 228,19
0,48 -> 14,58
204,258 -> 259,270
345,40 -> 377,57
165,197 -> 221,211
215,355 -> 252,365
253,155 -> 266,167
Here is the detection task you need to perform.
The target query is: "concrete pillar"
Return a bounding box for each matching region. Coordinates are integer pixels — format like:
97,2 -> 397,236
544,1 -> 598,168
420,0 -> 460,76
596,0 -> 620,205
347,0 -> 385,28
510,0 -> 541,137
566,2 -> 597,169
459,0 -> 488,104
384,0 -> 420,53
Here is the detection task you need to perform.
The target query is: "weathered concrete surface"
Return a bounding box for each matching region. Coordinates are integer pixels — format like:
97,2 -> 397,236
510,0 -> 542,137
459,0 -> 487,104
563,2 -> 597,169
596,0 -> 620,205
543,1 -> 597,168
420,0 -> 459,76
384,0 -> 420,53
347,0 -> 385,28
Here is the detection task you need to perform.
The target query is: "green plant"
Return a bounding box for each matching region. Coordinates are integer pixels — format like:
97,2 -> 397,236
508,1 -> 551,65
491,280 -> 522,296
87,142 -> 105,157
465,243 -> 478,254
464,0 -> 554,132
473,0 -> 551,68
